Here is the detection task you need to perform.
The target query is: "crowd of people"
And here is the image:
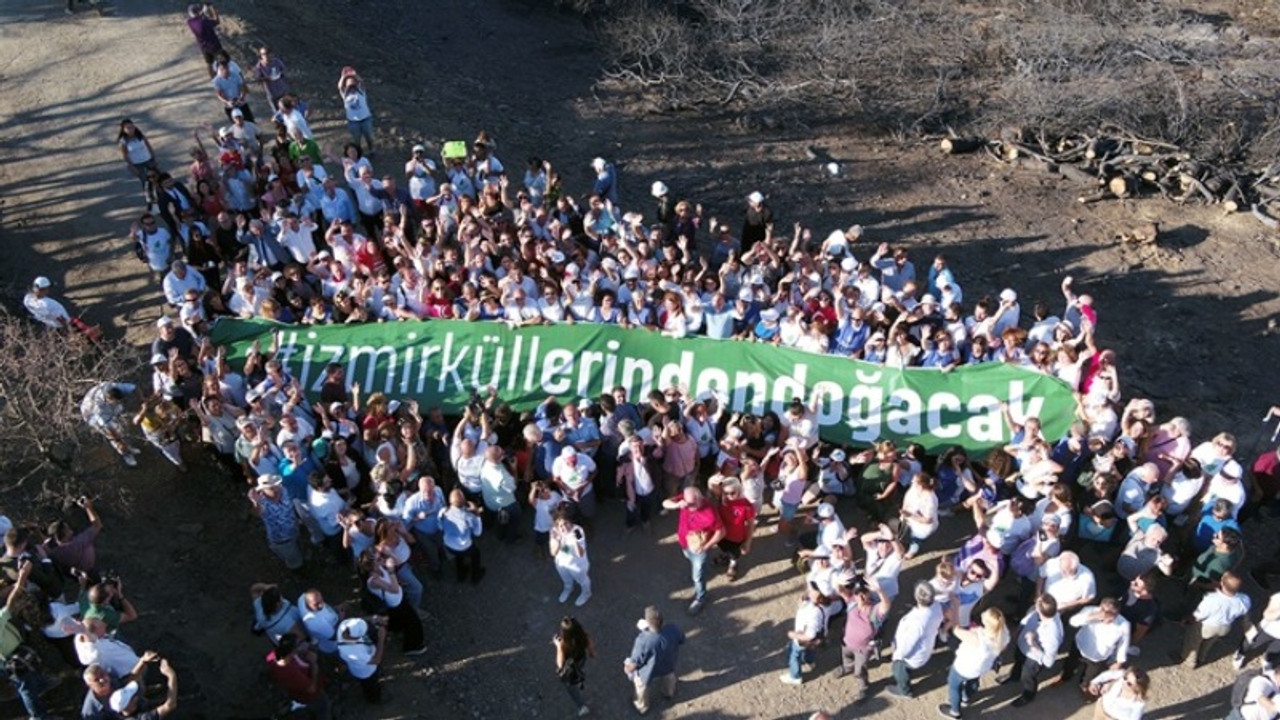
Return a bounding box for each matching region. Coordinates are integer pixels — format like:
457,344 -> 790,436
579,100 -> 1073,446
6,3 -> 1280,719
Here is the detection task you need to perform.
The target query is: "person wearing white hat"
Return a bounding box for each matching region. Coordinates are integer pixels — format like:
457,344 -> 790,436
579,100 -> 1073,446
109,656 -> 179,718
23,276 -> 71,330
991,287 -> 1021,339
553,445 -> 599,531
591,156 -> 618,205
337,616 -> 389,704
249,474 -> 304,570
819,449 -> 856,497
742,190 -> 772,252
754,308 -> 782,343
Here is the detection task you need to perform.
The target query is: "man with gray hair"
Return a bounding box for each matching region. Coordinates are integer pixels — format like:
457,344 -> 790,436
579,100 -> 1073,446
624,606 -> 686,715
888,581 -> 944,698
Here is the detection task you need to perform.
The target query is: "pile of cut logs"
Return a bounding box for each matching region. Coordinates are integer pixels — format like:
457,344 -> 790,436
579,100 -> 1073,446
939,128 -> 1280,230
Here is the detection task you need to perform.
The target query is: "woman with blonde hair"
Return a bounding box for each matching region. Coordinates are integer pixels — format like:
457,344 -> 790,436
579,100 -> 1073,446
939,608 -> 1009,718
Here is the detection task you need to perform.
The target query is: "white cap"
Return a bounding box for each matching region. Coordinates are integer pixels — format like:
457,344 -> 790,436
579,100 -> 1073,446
737,288 -> 754,301
840,257 -> 857,273
270,271 -> 284,282
32,276 -> 51,288
826,229 -> 847,247
560,446 -> 578,459
651,181 -> 668,198
921,294 -> 938,305
218,126 -> 234,137
339,617 -> 368,639
156,316 -> 175,327
816,503 -> 836,519
760,308 -> 780,323
412,143 -> 427,153
548,251 -> 566,264
747,191 -> 764,205
591,157 -> 606,170
230,107 -> 244,117
388,400 -> 402,414
578,398 -> 593,410
1000,288 -> 1018,303
565,262 -> 580,278
108,682 -> 140,713
256,474 -> 283,489
149,353 -> 167,365
624,267 -> 641,280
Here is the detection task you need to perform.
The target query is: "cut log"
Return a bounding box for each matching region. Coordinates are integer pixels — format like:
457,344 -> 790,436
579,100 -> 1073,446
1223,183 -> 1244,213
1078,190 -> 1110,204
940,137 -> 985,155
1108,175 -> 1136,198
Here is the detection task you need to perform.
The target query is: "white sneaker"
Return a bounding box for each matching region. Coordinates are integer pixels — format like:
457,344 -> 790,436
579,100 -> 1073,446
121,453 -> 138,467
575,591 -> 592,607
577,706 -> 590,717
1233,652 -> 1247,670
558,588 -> 572,604
778,673 -> 802,685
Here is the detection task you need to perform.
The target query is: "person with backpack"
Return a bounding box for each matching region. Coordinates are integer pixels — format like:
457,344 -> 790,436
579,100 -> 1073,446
779,583 -> 827,685
1227,655 -> 1280,720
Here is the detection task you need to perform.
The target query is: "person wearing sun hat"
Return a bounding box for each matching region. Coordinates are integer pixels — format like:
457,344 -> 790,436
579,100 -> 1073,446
249,474 -> 303,570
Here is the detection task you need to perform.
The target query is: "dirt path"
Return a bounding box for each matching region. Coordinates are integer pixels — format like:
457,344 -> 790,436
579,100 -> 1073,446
2,0 -> 1279,719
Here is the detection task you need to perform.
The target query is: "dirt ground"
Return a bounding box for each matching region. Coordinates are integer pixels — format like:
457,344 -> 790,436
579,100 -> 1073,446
2,0 -> 1280,718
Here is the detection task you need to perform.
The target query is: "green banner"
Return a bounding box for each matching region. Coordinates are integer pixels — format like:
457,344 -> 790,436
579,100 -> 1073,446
210,318 -> 1076,453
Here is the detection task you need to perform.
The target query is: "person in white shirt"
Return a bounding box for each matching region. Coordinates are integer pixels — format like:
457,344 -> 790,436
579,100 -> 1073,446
23,276 -> 71,329
336,617 -> 386,704
1087,667 -> 1150,720
999,595 -> 1063,707
939,608 -> 1009,718
297,589 -> 341,655
161,260 -> 207,307
276,213 -> 318,263
1176,571 -> 1250,668
1038,552 -> 1097,615
1236,592 -> 1280,670
779,584 -> 828,685
549,506 -> 592,607
1059,598 -> 1130,690
889,582 -> 944,698
1234,664 -> 1280,720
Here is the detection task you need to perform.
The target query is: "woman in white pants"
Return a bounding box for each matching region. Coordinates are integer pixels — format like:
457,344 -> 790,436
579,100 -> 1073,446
550,506 -> 592,607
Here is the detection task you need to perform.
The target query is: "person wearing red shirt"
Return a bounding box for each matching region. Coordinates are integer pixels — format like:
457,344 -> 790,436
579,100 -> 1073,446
663,487 -> 724,615
266,633 -> 331,719
714,478 -> 756,582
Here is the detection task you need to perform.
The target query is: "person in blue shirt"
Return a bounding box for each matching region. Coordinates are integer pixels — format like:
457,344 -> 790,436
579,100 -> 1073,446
401,475 -> 446,578
1193,498 -> 1240,553
625,606 -> 686,714
591,157 -> 618,206
438,489 -> 485,584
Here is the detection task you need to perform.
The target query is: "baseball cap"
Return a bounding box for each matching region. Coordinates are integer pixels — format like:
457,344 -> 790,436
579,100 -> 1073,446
32,276 -> 51,288
108,682 -> 140,713
339,617 -> 368,639
747,191 -> 764,205
651,181 -> 668,198
149,353 -> 167,365
156,316 -> 175,328
816,503 -> 836,519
